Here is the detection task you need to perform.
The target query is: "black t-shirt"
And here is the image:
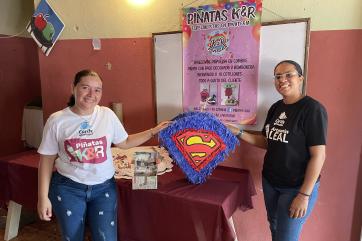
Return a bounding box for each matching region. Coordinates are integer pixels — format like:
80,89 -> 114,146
262,96 -> 328,187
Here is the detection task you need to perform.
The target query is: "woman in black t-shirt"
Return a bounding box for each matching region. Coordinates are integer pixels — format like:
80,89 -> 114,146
227,60 -> 327,241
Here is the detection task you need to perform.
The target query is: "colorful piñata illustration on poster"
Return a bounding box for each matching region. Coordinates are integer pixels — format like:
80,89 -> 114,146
26,0 -> 64,56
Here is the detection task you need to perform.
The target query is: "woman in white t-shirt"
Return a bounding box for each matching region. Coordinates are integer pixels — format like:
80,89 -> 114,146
37,69 -> 169,241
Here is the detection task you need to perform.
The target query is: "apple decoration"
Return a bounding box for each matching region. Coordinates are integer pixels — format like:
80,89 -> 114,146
34,13 -> 47,31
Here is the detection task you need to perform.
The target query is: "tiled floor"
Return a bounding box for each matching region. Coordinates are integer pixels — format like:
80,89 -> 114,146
0,208 -> 91,241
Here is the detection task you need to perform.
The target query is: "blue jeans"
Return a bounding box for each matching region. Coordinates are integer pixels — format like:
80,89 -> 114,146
49,172 -> 118,241
262,177 -> 320,241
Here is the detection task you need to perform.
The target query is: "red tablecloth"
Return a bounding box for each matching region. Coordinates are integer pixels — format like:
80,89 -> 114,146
7,151 -> 39,209
0,155 -> 10,206
0,151 -> 256,241
0,150 -> 39,207
117,166 -> 255,241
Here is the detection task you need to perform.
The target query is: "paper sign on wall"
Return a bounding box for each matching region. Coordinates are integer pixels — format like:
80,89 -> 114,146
26,0 -> 64,56
182,1 -> 262,124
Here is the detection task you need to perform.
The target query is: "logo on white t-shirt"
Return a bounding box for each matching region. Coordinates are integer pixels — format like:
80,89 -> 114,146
79,121 -> 94,136
64,136 -> 107,163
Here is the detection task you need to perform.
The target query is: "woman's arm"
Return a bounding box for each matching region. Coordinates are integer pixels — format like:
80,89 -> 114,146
289,145 -> 326,218
299,145 -> 326,195
38,154 -> 57,221
225,123 -> 267,149
114,121 -> 171,149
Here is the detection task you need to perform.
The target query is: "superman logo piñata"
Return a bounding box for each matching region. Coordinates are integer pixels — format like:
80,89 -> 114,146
159,112 -> 238,184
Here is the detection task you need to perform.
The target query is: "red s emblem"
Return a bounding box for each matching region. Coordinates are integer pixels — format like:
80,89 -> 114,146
172,129 -> 226,171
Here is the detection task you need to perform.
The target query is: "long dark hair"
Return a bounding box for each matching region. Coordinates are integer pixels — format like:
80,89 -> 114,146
67,69 -> 102,107
274,60 -> 303,76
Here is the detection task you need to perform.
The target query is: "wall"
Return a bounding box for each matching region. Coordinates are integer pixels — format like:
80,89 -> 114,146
0,0 -> 33,35
0,0 -> 40,156
38,38 -> 156,134
30,0 -> 362,38
0,36 -> 41,156
0,0 -> 361,240
307,30 -> 362,241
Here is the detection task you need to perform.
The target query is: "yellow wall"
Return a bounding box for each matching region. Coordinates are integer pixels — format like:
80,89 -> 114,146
1,0 -> 361,38
0,0 -> 34,36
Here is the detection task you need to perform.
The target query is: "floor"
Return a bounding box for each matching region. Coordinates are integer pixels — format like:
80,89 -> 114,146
0,207 -> 91,241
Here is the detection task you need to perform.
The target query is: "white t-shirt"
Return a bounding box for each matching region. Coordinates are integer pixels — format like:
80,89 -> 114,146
38,105 -> 128,185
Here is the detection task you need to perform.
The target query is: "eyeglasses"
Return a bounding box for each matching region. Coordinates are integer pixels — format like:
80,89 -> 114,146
274,72 -> 300,81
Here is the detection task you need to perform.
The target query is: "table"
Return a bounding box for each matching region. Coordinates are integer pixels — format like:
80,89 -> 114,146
0,155 -> 10,207
0,150 -> 39,240
117,166 -> 255,241
0,151 -> 256,241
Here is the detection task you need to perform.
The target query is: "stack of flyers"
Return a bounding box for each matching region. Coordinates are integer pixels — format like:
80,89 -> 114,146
132,151 -> 158,190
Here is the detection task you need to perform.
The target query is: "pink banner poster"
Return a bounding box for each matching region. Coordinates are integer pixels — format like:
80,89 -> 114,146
182,0 -> 262,124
